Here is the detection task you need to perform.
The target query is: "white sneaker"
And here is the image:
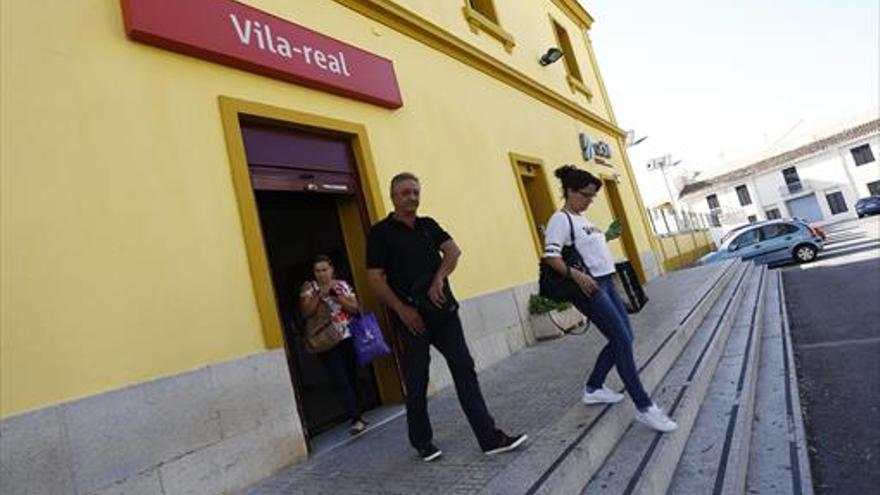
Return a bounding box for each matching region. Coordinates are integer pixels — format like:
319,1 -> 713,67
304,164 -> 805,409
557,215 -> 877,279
634,405 -> 678,433
581,386 -> 625,405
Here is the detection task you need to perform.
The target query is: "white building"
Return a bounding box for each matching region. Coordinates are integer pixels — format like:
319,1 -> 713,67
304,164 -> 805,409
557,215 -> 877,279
679,118 -> 880,232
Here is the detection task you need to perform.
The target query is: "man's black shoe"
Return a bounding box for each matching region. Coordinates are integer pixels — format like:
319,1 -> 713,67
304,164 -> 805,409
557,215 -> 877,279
483,432 -> 528,456
417,443 -> 442,462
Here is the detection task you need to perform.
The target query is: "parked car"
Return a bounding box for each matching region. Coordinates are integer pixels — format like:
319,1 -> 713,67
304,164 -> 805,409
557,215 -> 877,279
699,219 -> 824,266
791,217 -> 827,241
856,196 -> 880,218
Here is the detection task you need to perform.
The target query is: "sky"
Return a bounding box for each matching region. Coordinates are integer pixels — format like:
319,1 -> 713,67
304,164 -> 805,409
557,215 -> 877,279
584,0 -> 880,207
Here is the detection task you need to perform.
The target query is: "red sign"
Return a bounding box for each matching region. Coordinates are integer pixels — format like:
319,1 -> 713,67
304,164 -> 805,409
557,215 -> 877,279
121,0 -> 403,109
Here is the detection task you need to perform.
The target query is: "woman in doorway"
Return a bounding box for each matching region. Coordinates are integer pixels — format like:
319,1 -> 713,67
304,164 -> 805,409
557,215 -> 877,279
543,165 -> 677,433
300,255 -> 368,435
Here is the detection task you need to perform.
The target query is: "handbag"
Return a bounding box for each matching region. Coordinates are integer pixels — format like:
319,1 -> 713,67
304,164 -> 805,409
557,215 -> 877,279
348,313 -> 392,366
303,301 -> 344,354
539,211 -> 591,302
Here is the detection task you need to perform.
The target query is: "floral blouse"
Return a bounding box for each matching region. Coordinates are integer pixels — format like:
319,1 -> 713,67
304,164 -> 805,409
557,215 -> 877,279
306,280 -> 356,339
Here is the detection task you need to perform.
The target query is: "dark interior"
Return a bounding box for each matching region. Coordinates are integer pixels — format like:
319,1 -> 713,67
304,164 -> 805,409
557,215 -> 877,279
254,190 -> 379,437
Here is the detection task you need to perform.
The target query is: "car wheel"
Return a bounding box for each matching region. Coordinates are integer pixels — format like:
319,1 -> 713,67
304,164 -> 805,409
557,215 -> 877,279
793,244 -> 818,263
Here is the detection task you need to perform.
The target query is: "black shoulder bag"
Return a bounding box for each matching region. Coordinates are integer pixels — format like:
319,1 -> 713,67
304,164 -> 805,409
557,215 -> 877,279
538,212 -> 591,302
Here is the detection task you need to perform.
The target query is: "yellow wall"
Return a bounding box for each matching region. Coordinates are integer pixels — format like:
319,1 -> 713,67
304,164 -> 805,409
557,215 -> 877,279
656,231 -> 715,271
388,0 -> 611,120
0,0 -> 655,416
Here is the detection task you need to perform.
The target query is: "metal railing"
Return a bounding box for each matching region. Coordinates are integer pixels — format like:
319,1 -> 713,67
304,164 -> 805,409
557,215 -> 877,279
646,207 -> 715,236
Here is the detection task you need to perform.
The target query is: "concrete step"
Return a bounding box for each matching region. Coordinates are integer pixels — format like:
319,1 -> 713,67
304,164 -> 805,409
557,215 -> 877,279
667,265 -> 768,495
746,270 -> 815,495
238,261 -> 745,495
477,261 -> 751,495
579,262 -> 758,495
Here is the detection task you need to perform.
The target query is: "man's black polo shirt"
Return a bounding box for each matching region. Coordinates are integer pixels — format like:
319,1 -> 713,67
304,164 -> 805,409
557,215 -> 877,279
366,213 -> 452,299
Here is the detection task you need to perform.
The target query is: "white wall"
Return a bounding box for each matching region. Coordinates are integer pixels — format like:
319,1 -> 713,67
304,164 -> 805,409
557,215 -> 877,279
682,182 -> 762,232
681,132 -> 880,231
841,136 -> 880,197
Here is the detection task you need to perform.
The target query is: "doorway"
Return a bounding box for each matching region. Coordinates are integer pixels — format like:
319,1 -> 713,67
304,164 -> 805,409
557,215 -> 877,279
218,98 -> 405,452
254,190 -> 380,437
786,194 -> 823,223
510,154 -> 556,258
602,178 -> 647,283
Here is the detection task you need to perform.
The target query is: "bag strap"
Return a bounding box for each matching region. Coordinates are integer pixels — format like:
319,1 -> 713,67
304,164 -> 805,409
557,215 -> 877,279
562,210 -> 577,246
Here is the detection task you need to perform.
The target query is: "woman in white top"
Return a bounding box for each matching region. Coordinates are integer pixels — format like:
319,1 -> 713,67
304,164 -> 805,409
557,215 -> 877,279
543,165 -> 677,433
300,254 -> 368,435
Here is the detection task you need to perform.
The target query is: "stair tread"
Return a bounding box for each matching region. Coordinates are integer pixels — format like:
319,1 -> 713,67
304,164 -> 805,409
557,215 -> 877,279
667,266 -> 767,495
474,262 -> 746,495
580,264 -> 759,495
746,271 -> 814,495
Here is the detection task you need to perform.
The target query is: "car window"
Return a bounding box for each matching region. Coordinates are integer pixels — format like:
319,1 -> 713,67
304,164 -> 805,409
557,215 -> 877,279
759,223 -> 799,240
758,225 -> 783,240
730,229 -> 760,249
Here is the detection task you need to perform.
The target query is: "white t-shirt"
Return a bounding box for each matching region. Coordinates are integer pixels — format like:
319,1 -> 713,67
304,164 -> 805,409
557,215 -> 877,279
543,210 -> 616,277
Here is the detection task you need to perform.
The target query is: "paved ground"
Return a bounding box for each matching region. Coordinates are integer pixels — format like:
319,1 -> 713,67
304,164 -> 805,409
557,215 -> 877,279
781,216 -> 880,495
239,264 -> 730,495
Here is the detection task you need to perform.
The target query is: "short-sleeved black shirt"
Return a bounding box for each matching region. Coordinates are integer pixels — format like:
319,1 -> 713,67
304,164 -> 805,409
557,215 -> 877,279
366,214 -> 452,298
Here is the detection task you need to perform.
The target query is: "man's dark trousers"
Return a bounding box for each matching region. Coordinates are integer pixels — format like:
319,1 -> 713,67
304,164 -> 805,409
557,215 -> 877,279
394,311 -> 498,451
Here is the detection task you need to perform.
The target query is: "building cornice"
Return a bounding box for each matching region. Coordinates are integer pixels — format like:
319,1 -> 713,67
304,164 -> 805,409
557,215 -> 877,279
549,0 -> 595,30
332,0 -> 625,137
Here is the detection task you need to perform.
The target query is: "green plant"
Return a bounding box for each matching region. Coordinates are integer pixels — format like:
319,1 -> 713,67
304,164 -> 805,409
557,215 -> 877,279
528,294 -> 572,315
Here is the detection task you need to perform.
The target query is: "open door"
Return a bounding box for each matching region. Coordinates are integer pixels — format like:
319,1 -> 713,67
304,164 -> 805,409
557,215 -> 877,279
227,113 -> 404,447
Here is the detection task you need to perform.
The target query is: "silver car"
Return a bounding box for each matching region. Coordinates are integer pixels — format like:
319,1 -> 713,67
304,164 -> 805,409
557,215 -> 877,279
699,220 -> 824,266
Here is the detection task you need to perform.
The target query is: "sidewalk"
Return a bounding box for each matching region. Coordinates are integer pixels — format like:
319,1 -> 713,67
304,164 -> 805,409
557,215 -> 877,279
241,263 -> 731,495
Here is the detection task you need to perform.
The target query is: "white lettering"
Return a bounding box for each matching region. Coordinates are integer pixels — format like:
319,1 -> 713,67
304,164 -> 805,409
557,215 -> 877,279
229,14 -> 252,45
253,21 -> 265,49
229,15 -> 353,77
339,52 -> 351,77
327,54 -> 341,74
313,50 -> 327,69
276,37 -> 293,58
264,25 -> 276,53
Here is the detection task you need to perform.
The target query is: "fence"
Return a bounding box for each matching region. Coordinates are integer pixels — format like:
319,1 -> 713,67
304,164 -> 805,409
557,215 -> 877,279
647,207 -> 717,272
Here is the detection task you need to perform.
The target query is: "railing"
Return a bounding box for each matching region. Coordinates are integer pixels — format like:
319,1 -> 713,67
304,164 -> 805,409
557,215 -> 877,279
645,206 -> 717,272
646,207 -> 715,236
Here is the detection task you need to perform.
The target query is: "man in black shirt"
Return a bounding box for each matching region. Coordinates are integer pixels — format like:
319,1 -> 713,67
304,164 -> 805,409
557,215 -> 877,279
366,172 -> 527,462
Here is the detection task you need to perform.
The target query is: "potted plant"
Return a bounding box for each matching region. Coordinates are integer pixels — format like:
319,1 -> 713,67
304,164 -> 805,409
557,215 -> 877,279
527,294 -> 585,340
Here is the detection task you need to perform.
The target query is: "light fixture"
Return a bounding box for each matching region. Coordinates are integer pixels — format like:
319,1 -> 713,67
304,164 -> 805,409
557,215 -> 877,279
625,130 -> 648,147
539,47 -> 563,66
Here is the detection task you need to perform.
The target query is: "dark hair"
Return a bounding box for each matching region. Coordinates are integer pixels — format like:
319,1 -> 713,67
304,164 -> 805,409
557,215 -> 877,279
390,172 -> 419,196
554,165 -> 602,198
311,254 -> 334,269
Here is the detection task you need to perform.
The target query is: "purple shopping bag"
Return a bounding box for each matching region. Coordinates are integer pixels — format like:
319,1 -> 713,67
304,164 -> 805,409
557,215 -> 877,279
349,313 -> 391,366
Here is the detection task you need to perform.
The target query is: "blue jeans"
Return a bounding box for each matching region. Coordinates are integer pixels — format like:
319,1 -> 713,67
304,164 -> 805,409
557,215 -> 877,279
572,275 -> 652,410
